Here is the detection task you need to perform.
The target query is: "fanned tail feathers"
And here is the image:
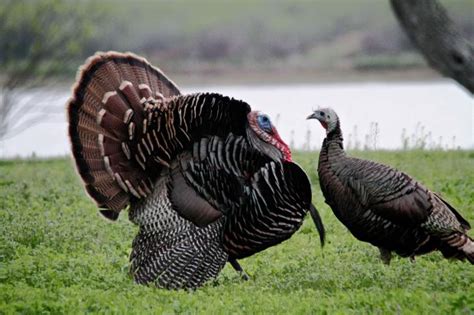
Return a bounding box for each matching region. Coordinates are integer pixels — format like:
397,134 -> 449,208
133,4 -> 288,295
68,51 -> 181,218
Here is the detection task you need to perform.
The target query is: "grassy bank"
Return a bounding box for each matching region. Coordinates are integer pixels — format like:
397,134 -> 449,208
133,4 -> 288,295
1,151 -> 473,313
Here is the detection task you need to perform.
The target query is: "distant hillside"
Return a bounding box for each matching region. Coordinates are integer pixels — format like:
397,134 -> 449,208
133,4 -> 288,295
94,0 -> 473,72
1,0 -> 473,81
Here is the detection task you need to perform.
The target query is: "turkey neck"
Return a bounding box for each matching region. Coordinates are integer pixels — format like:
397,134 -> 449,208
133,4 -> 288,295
320,121 -> 345,163
318,121 -> 349,221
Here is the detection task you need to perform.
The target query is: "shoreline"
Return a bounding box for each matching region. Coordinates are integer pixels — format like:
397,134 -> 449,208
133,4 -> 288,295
166,67 -> 442,86
1,67 -> 444,89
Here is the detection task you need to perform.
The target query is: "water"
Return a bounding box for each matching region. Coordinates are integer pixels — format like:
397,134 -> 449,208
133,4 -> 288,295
1,81 -> 472,158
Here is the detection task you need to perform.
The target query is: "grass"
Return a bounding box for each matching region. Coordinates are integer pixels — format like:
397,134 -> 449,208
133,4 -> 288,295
1,151 -> 473,314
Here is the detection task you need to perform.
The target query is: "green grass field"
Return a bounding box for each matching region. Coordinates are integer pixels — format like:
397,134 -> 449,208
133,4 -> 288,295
1,151 -> 473,314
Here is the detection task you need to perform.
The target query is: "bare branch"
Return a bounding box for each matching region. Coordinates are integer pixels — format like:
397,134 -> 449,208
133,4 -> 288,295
0,84 -> 64,139
0,114 -> 60,140
390,0 -> 474,94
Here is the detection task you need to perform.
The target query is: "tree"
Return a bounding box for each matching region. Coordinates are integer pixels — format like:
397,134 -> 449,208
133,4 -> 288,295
0,0 -> 109,140
391,0 -> 474,94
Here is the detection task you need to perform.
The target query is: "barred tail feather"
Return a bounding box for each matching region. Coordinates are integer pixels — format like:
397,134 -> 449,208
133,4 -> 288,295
439,233 -> 474,264
420,194 -> 473,264
462,237 -> 474,264
67,51 -> 181,217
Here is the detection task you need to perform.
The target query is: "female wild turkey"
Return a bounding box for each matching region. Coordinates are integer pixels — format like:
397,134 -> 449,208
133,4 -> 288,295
307,108 -> 473,264
67,51 -> 325,289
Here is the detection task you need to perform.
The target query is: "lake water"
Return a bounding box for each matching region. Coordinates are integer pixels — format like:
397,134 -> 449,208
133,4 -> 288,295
0,81 -> 472,158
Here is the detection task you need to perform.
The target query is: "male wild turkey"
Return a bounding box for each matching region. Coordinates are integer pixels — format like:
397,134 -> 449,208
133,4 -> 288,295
67,51 -> 325,289
307,108 -> 473,264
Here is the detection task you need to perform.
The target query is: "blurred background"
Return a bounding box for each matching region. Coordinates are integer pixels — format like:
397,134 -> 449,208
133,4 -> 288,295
0,0 -> 473,157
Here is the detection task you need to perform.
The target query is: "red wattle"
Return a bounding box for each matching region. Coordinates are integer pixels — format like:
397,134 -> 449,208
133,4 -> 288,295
272,127 -> 292,162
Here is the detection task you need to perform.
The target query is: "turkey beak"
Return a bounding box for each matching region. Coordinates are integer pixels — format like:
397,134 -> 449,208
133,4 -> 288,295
306,112 -> 319,120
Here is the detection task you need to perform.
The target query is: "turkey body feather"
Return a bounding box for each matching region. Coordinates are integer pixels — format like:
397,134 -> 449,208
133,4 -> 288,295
67,51 -> 325,289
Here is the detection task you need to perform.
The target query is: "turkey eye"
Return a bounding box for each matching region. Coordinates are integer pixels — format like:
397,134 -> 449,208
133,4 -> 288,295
320,112 -> 325,116
257,115 -> 272,133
